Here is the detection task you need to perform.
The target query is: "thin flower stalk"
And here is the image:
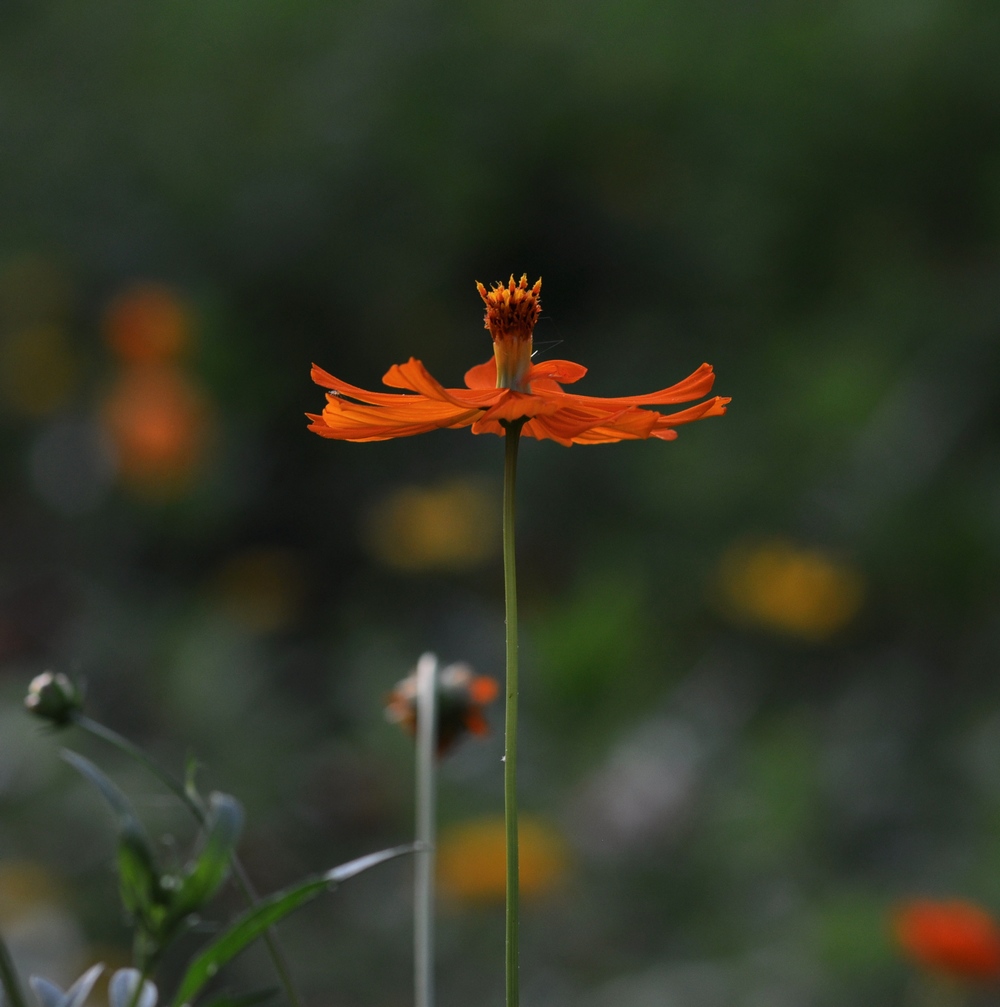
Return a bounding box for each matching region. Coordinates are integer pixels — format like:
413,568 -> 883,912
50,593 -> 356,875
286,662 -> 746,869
308,275 -> 728,1007
0,926 -> 28,1007
502,419 -> 524,1007
414,653 -> 438,1007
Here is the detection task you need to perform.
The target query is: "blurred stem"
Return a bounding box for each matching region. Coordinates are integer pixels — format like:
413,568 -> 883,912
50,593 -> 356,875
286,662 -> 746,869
414,652 -> 438,1007
70,714 -> 303,1007
502,419 -> 524,1007
123,965 -> 152,1007
0,926 -> 28,1007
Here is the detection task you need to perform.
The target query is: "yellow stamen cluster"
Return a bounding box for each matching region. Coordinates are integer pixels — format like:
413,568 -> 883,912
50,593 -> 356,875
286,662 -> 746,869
476,274 -> 542,343
475,275 -> 541,391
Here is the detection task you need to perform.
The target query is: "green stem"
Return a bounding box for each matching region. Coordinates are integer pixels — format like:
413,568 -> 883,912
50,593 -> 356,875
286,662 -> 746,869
0,926 -> 28,1007
502,419 -> 524,1007
123,965 -> 152,1007
414,653 -> 438,1007
70,714 -> 303,1007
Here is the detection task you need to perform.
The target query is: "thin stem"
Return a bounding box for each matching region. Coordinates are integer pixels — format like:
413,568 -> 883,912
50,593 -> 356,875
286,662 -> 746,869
69,714 -> 303,1007
502,419 -> 524,1007
0,926 -> 28,1007
123,966 -> 152,1007
73,715 -> 198,816
414,652 -> 438,1007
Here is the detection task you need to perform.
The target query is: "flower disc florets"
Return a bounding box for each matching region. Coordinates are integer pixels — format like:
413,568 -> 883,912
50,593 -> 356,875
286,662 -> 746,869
476,275 -> 541,391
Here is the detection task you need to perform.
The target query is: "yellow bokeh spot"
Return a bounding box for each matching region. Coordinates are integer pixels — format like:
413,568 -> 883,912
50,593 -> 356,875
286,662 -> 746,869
718,538 -> 865,641
0,326 -> 79,417
364,479 -> 499,571
210,548 -> 305,633
437,816 -> 568,904
0,861 -> 62,926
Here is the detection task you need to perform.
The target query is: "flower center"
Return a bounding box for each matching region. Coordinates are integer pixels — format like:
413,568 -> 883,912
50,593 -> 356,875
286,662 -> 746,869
476,275 -> 541,391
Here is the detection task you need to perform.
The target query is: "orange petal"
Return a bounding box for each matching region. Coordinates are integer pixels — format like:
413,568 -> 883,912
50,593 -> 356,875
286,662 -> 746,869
651,395 -> 730,428
464,358 -> 497,389
560,362 -> 718,408
314,395 -> 482,441
470,676 -> 500,703
464,710 -> 490,737
527,359 -> 588,385
311,364 -> 416,406
477,391 -> 563,424
384,358 -> 498,408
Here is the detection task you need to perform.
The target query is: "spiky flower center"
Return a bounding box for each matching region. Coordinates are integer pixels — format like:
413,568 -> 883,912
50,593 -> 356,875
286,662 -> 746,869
476,274 -> 541,391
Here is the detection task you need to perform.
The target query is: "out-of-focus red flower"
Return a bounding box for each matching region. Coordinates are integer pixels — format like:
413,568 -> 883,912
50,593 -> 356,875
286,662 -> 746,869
893,899 -> 1000,981
103,284 -> 190,364
385,662 -> 499,756
308,275 -> 728,445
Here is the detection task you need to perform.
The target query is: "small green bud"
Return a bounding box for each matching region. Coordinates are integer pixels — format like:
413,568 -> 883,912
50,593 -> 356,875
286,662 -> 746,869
25,671 -> 83,726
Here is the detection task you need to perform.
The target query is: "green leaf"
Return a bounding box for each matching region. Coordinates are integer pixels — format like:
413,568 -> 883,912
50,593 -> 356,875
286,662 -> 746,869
184,754 -> 204,810
62,751 -> 164,925
117,826 -> 165,922
62,750 -> 144,829
168,793 -> 244,923
170,845 -> 416,1007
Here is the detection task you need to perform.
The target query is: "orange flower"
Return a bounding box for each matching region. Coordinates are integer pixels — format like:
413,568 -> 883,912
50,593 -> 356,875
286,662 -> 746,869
307,275 -> 729,445
893,899 -> 1000,981
385,662 -> 499,756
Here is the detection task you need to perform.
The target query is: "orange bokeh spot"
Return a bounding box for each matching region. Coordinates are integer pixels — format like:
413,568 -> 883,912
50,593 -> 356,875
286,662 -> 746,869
101,364 -> 211,497
893,899 -> 1000,982
103,283 -> 191,364
437,816 -> 568,904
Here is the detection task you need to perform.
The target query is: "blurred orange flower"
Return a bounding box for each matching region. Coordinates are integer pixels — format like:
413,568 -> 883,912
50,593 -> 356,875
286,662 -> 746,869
437,816 -> 568,903
103,283 -> 191,364
893,899 -> 1000,982
718,538 -> 864,641
386,662 -> 499,756
101,364 -> 211,496
308,275 -> 728,445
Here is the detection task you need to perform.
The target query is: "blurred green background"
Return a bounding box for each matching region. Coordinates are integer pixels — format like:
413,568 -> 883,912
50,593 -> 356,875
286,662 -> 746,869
3,1 -> 1000,1004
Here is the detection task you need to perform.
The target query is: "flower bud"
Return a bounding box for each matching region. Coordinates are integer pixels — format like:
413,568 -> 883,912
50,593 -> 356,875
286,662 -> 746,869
385,662 -> 499,756
24,671 -> 82,726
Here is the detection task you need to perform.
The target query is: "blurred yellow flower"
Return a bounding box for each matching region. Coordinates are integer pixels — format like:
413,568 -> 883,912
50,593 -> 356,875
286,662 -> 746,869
718,538 -> 864,641
437,816 -> 568,903
0,860 -> 87,987
0,326 -> 79,417
0,861 -> 61,925
364,478 -> 499,571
